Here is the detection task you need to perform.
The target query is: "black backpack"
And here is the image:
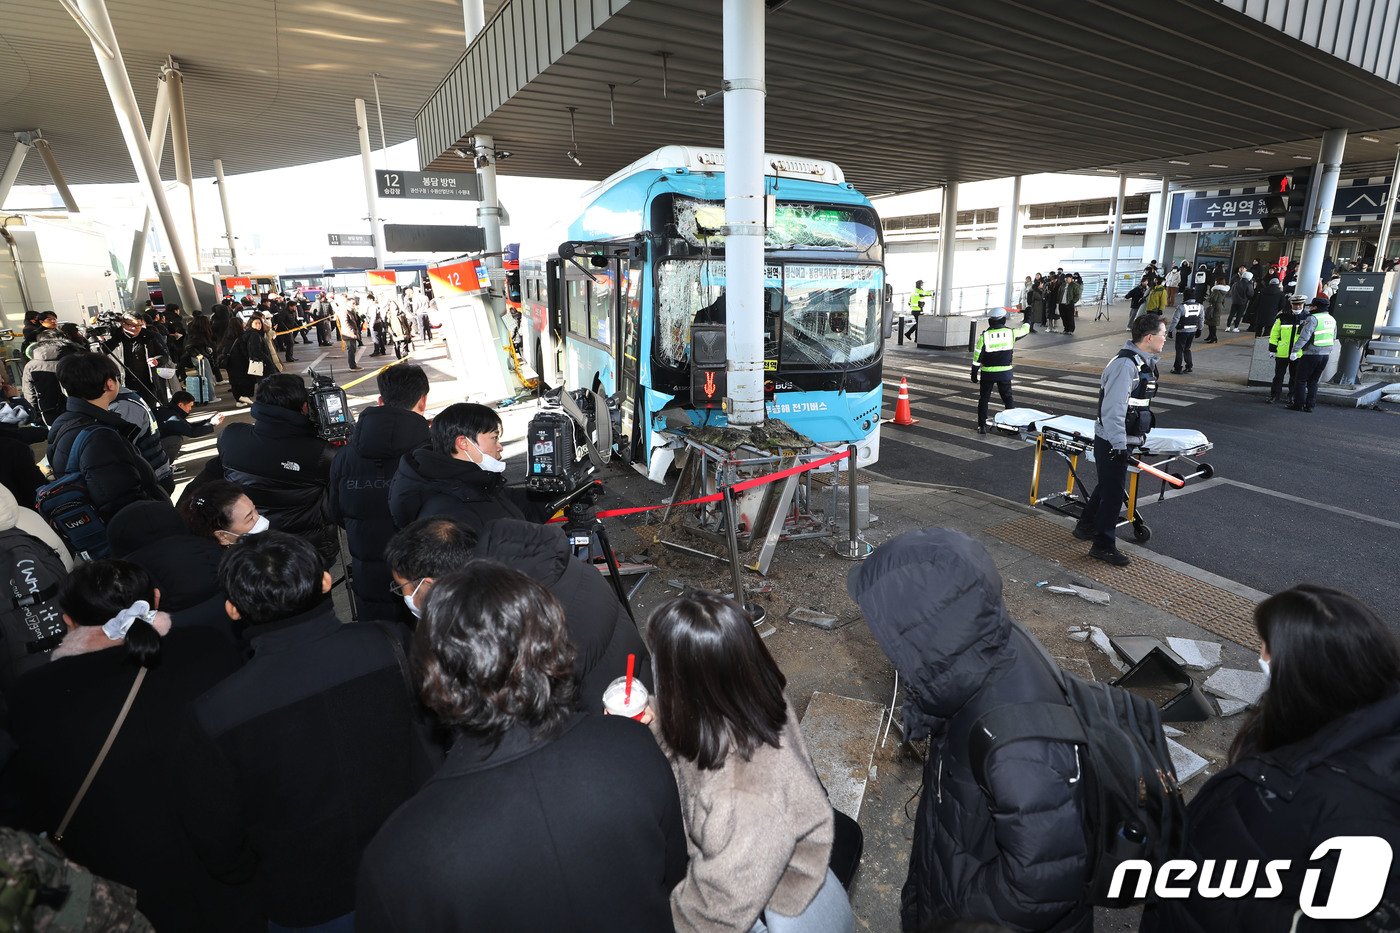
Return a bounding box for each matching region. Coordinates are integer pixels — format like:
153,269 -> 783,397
968,621 -> 1185,908
0,527 -> 68,691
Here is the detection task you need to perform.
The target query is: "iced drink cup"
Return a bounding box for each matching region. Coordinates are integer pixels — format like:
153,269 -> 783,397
603,676 -> 649,720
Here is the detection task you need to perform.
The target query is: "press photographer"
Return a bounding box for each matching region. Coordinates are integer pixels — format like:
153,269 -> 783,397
96,310 -> 169,410
200,372 -> 339,565
389,402 -> 550,535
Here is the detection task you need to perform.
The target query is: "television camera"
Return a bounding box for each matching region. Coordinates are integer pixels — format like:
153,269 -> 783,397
525,386 -> 620,495
306,367 -> 353,445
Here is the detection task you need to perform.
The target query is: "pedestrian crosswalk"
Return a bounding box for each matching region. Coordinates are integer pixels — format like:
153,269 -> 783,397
878,359 -> 1223,463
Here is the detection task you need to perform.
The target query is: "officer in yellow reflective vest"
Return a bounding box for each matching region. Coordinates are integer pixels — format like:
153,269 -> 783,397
905,280 -> 933,339
971,308 -> 1031,433
1288,296 -> 1337,412
1265,294 -> 1304,404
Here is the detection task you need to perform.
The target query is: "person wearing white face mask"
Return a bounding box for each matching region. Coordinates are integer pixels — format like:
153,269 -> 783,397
182,479 -> 271,547
388,401 -> 549,536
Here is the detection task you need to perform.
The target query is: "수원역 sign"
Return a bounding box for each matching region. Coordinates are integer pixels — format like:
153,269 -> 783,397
1183,195 -> 1274,224
376,169 -> 481,201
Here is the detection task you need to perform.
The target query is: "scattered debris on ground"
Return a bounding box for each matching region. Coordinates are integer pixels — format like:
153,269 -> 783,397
1204,668 -> 1270,707
1037,581 -> 1111,605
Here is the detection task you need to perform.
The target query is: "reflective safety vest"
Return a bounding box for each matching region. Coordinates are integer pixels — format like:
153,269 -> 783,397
1100,348 -> 1158,437
973,323 -> 1029,374
1309,313 -> 1336,348
909,288 -> 932,314
1177,303 -> 1202,335
1269,315 -> 1298,360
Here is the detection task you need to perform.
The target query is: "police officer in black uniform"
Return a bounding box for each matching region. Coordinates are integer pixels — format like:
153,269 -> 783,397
1073,313 -> 1167,566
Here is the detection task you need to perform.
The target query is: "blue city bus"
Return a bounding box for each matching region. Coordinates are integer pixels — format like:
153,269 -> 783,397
523,146 -> 886,478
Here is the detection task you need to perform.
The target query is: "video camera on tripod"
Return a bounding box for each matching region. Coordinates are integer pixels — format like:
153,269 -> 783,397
305,367 -> 353,444
525,386 -> 621,495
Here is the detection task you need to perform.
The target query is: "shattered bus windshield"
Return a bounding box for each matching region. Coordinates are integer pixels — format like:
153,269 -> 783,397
672,197 -> 880,251
654,260 -> 881,371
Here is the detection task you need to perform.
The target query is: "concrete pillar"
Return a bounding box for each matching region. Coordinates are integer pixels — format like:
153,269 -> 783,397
721,0 -> 765,426
213,158 -> 239,275
1375,146 -> 1400,266
71,0 -> 200,316
162,59 -> 200,268
127,75 -> 171,299
1152,177 -> 1170,267
0,140 -> 32,210
474,134 -> 503,268
1002,175 -> 1021,307
938,182 -> 958,316
1296,128 -> 1347,299
354,98 -> 386,267
1106,173 -> 1127,302
462,0 -> 485,45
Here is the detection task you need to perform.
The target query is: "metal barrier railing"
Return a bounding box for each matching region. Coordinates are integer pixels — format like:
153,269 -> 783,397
893,271 -> 1140,320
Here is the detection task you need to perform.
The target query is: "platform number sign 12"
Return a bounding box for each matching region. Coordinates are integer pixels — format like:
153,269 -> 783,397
429,259 -> 489,298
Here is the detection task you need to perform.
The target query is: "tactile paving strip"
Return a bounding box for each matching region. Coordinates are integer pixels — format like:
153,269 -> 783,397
986,514 -> 1260,649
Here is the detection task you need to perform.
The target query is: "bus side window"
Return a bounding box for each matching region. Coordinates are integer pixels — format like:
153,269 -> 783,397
590,274 -> 613,346
567,277 -> 588,337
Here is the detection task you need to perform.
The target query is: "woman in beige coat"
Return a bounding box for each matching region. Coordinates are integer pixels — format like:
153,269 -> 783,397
643,593 -> 854,933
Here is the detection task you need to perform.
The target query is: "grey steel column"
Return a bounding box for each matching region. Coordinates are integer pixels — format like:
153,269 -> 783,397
722,0 -> 766,426
1375,146 -> 1400,266
29,138 -> 79,212
474,134 -> 503,267
938,182 -> 958,316
354,98 -> 386,267
1153,177 -> 1170,265
1002,175 -> 1021,307
1296,128 -> 1347,299
0,140 -> 32,209
462,0 -> 485,45
1106,172 -> 1128,302
162,58 -> 200,268
68,0 -> 200,315
213,158 -> 240,274
126,75 -> 171,300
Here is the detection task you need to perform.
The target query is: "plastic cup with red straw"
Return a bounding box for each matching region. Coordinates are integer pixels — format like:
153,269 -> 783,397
604,653 -> 648,720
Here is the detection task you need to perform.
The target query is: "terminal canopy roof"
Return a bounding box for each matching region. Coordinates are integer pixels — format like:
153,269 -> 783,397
415,0 -> 1400,193
1,0 -> 502,186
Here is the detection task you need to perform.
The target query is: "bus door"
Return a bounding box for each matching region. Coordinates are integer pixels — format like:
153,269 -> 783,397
615,257 -> 644,462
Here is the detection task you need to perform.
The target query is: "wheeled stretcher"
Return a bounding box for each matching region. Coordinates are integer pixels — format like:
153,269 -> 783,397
989,408 -> 1215,543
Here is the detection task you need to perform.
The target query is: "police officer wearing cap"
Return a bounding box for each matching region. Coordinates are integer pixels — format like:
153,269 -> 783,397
1288,296 -> 1337,412
970,308 -> 1030,434
1265,294 -> 1305,404
1073,313 -> 1167,566
905,280 -> 933,340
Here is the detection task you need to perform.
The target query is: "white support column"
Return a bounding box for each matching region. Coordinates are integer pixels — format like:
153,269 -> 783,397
1106,172 -> 1127,302
354,98 -> 386,267
1296,128 -> 1347,299
474,134 -> 503,268
0,139 -> 31,209
462,0 -> 485,45
213,158 -> 239,275
69,0 -> 200,316
29,139 -> 79,212
1375,145 -> 1400,266
1002,175 -> 1021,307
722,0 -> 765,427
162,59 -> 200,271
1153,177 -> 1170,266
127,75 -> 171,299
938,182 -> 958,317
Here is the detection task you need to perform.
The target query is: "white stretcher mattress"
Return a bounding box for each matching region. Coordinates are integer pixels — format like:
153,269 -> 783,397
990,408 -> 1211,456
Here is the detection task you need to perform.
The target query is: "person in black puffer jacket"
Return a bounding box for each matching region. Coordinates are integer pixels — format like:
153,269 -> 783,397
388,402 -> 547,534
1141,585 -> 1400,933
215,373 -> 338,565
329,364 -> 431,621
21,329 -> 83,426
106,499 -> 231,635
848,528 -> 1091,933
476,518 -> 651,712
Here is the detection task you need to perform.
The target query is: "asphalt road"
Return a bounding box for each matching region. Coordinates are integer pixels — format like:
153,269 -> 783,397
872,351 -> 1400,626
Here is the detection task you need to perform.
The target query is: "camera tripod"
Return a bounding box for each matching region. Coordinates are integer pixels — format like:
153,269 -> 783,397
551,481 -> 638,623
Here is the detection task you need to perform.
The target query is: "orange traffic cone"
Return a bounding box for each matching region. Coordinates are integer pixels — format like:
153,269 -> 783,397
892,376 -> 918,426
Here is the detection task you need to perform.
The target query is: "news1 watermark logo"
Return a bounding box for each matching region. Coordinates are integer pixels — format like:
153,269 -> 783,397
1110,836 -> 1393,919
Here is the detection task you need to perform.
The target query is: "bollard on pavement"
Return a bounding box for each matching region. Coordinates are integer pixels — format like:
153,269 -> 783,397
835,443 -> 873,560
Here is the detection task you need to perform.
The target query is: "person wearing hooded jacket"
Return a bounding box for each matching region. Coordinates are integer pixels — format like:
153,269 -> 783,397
388,401 -> 548,534
213,373 -> 338,565
328,364 -> 431,621
21,328 -> 83,426
849,528 -> 1092,933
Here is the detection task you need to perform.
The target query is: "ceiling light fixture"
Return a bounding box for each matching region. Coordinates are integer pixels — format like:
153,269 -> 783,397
1244,166 -> 1262,172
1254,149 -> 1275,155
565,106 -> 582,167
1209,163 -> 1229,168
1292,154 -> 1312,160
1361,135 -> 1381,143
1168,160 -> 1190,165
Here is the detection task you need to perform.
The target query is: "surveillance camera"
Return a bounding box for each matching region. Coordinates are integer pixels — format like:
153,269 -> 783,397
496,149 -> 513,161
696,89 -> 708,100
452,147 -> 469,159
566,150 -> 583,167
